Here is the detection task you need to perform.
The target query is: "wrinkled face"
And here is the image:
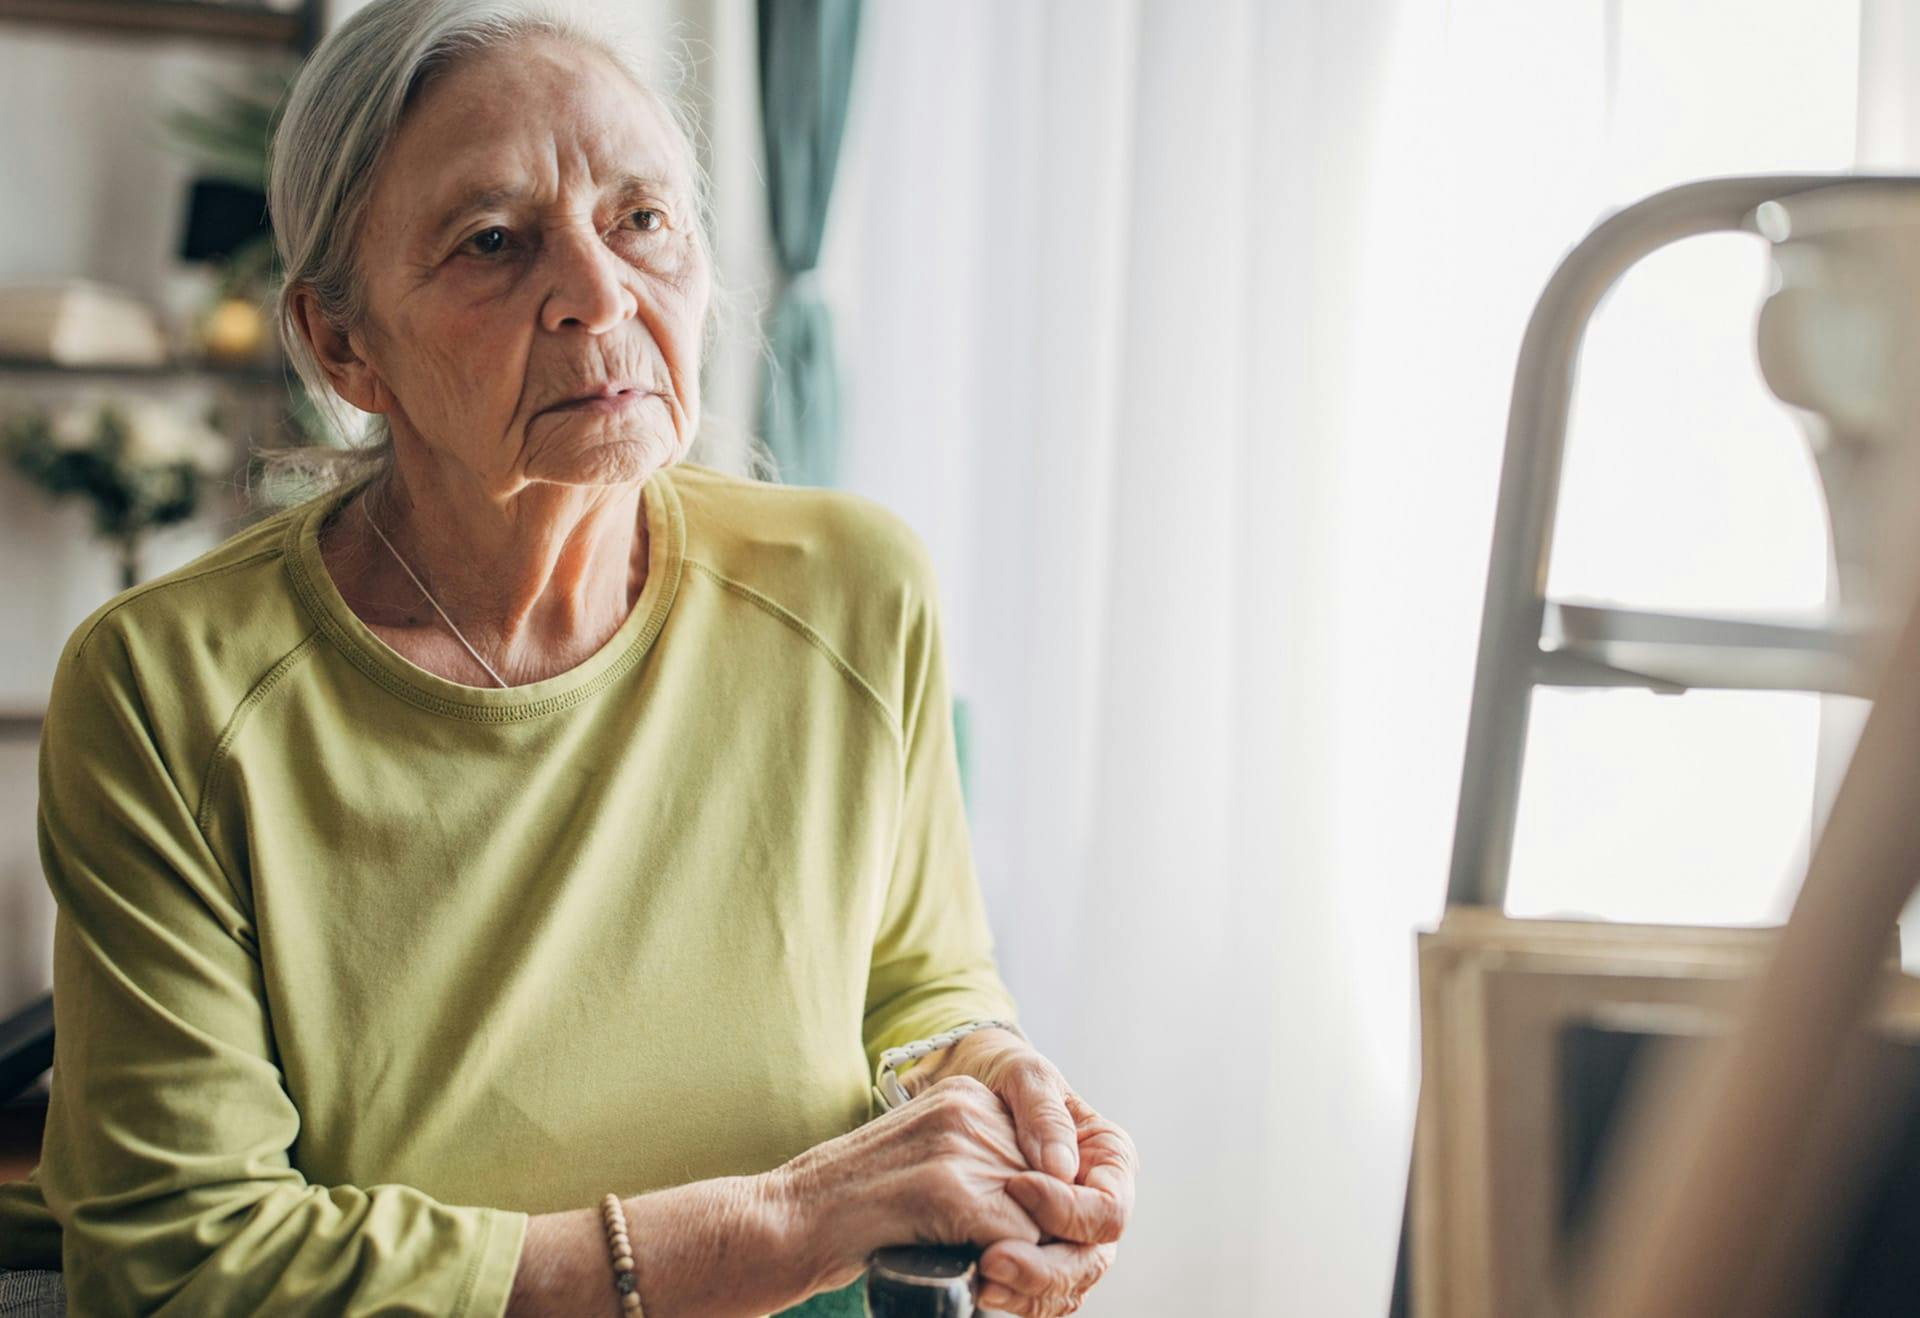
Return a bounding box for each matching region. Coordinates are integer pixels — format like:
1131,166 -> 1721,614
348,36 -> 709,489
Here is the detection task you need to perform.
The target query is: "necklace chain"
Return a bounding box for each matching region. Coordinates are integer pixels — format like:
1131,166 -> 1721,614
362,501 -> 510,689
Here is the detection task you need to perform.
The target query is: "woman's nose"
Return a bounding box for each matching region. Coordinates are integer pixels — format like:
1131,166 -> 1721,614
539,224 -> 636,335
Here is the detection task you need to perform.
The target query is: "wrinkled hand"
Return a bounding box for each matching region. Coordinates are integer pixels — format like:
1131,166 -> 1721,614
909,1033 -> 1139,1316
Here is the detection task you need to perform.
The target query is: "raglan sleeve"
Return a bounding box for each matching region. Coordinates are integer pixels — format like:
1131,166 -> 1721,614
859,521 -> 1024,1089
32,616 -> 529,1316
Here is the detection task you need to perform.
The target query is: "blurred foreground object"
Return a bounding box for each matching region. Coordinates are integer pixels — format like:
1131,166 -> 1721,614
2,394 -> 234,588
1410,174 -> 1920,1318
1571,550 -> 1920,1318
1754,183 -> 1920,631
1572,181 -> 1920,1318
0,279 -> 168,367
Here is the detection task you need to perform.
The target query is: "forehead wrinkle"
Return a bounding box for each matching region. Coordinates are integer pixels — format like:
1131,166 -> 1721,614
391,45 -> 692,250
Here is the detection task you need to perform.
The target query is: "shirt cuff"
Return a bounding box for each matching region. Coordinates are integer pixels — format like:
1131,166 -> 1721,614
459,1207 -> 531,1318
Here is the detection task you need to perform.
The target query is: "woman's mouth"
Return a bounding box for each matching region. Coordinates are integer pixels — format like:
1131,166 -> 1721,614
550,389 -> 657,415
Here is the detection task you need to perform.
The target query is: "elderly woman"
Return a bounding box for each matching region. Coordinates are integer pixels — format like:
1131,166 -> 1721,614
0,1 -> 1135,1313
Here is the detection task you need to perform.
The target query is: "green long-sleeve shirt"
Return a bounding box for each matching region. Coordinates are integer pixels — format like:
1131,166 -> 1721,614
0,459 -> 1020,1315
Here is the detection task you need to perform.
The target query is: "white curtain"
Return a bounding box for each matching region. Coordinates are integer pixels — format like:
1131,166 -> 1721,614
814,1 -> 1891,1312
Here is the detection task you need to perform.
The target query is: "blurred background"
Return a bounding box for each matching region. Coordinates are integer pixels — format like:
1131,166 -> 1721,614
7,0 -> 1920,1313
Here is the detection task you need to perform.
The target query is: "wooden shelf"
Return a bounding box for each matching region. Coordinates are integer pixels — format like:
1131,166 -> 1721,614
0,0 -> 322,53
0,709 -> 45,741
0,353 -> 290,388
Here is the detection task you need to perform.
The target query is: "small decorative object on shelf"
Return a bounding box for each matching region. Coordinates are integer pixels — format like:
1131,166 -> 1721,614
2,395 -> 235,590
198,294 -> 270,365
0,279 -> 170,368
160,64 -> 343,440
168,65 -> 288,369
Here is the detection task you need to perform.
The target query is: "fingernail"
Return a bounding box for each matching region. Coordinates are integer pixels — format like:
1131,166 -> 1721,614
1046,1141 -> 1078,1180
981,1255 -> 1017,1284
979,1283 -> 1014,1309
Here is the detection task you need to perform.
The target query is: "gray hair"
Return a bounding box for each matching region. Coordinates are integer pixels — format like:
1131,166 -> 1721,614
253,0 -> 773,508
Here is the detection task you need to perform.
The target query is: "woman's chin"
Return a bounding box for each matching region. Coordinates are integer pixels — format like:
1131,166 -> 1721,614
526,432 -> 677,486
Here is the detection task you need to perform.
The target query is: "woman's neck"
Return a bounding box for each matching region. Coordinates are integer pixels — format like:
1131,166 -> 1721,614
320,461 -> 650,688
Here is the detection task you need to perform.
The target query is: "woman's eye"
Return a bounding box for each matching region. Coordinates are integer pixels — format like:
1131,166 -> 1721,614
628,209 -> 664,234
464,226 -> 511,257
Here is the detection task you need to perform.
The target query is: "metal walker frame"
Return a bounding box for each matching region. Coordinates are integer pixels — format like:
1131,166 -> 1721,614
1397,172 -> 1920,1318
1445,173 -> 1920,911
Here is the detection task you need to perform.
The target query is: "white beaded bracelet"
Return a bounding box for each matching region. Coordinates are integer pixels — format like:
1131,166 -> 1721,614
874,1018 -> 1025,1111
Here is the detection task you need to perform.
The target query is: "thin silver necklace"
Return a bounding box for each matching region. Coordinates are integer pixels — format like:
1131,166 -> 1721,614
361,500 -> 510,689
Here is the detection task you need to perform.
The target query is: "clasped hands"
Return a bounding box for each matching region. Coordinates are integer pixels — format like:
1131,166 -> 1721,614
894,1028 -> 1138,1316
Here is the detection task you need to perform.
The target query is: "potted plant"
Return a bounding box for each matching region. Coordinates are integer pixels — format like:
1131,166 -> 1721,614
3,396 -> 235,590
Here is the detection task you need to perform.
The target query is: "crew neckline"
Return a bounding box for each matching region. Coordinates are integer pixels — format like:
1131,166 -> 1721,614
285,464 -> 685,722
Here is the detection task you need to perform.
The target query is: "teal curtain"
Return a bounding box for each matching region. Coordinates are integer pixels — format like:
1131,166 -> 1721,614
757,0 -> 861,488
756,0 -> 977,820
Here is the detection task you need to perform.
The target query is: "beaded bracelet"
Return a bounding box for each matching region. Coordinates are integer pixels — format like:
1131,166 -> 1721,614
874,1017 -> 1025,1111
599,1192 -> 644,1314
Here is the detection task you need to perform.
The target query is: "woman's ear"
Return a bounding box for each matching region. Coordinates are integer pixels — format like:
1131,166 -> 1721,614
289,284 -> 392,415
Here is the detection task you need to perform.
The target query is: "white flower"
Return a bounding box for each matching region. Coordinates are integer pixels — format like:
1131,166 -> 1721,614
189,426 -> 234,477
119,399 -> 230,473
49,401 -> 102,452
116,401 -> 176,467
